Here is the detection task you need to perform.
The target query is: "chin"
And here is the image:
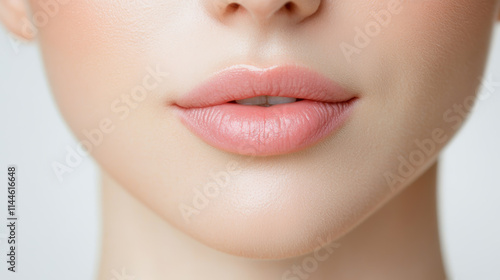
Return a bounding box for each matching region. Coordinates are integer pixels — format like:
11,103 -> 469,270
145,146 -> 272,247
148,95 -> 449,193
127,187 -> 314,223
159,162 -> 387,260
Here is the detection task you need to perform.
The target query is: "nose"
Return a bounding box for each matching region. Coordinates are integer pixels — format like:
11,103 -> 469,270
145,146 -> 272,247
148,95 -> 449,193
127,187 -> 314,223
206,0 -> 321,25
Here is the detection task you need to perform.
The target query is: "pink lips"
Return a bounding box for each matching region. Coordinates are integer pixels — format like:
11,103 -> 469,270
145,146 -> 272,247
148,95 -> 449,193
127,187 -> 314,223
173,65 -> 357,156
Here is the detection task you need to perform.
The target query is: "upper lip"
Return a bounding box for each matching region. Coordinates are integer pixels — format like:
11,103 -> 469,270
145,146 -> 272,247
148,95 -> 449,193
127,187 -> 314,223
175,64 -> 356,108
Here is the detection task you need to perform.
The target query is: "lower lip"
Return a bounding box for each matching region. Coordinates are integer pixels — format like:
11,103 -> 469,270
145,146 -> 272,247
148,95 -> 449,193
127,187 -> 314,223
174,99 -> 357,156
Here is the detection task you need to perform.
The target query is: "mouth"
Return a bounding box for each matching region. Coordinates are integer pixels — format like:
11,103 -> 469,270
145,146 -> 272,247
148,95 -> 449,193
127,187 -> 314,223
173,65 -> 358,156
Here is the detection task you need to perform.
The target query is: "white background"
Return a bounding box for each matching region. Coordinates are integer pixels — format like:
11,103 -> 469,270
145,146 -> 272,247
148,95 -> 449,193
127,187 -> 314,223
0,24 -> 499,280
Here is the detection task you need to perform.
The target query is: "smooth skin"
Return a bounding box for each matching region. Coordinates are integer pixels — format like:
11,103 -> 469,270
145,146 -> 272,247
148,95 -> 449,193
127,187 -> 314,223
1,1 -> 500,279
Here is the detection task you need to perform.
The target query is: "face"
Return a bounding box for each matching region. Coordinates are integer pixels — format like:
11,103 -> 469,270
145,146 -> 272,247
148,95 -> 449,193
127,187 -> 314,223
3,0 -> 499,259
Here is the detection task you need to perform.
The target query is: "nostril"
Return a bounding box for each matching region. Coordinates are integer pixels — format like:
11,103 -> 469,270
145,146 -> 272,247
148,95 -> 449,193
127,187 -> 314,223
284,2 -> 296,12
227,2 -> 240,13
218,0 -> 320,23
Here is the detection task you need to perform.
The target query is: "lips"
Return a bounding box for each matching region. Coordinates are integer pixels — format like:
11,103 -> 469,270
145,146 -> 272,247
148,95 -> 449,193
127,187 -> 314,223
173,65 -> 358,156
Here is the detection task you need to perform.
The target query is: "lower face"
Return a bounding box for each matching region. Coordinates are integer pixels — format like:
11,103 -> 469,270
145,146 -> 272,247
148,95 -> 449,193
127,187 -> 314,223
32,0 -> 498,258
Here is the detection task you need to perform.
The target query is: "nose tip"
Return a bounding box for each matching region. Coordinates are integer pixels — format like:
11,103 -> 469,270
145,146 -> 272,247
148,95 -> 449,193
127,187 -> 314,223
209,0 -> 321,24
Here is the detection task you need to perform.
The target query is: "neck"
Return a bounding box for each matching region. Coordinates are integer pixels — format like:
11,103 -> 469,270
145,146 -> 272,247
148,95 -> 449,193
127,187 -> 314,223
97,162 -> 446,280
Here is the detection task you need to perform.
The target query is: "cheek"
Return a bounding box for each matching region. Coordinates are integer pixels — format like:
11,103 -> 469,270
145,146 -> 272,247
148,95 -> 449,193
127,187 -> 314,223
31,0 -> 189,169
33,0 -> 161,122
391,0 -> 494,139
353,0 -> 496,189
32,0 -> 234,130
31,1 -> 191,220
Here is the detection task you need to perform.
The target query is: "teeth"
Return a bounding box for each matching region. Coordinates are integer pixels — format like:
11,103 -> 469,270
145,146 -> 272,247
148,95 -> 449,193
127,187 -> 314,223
235,96 -> 297,106
235,96 -> 267,105
267,96 -> 296,105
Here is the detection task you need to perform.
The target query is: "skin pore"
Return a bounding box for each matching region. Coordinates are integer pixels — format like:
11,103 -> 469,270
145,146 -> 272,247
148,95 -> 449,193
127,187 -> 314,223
1,0 -> 500,279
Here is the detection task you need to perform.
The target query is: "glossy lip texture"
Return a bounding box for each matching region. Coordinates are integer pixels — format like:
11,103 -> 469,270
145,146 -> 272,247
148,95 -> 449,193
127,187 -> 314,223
174,65 -> 358,156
